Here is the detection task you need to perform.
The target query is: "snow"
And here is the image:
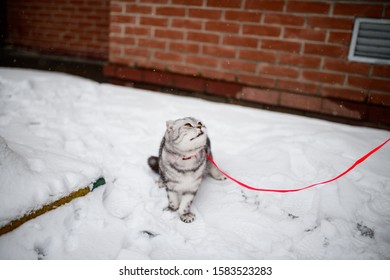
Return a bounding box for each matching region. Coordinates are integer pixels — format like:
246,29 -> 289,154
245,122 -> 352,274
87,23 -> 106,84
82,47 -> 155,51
0,136 -> 102,228
0,67 -> 389,260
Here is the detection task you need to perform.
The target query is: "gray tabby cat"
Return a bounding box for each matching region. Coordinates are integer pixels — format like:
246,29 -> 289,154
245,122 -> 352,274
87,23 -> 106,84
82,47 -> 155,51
148,117 -> 226,223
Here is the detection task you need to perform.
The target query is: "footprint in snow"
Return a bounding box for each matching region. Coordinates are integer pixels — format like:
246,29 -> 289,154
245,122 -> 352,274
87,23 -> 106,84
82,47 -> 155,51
293,229 -> 327,260
367,195 -> 390,219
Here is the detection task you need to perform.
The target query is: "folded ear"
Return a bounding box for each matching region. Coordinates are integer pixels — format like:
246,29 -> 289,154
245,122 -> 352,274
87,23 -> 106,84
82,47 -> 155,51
166,120 -> 174,132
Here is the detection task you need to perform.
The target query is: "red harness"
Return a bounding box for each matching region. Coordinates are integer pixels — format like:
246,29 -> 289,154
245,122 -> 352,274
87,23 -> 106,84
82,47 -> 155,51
206,137 -> 390,193
182,155 -> 196,160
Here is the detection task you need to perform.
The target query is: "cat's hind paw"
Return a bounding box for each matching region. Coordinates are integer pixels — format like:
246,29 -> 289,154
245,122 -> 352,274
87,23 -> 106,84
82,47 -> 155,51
209,166 -> 227,181
214,174 -> 227,181
210,172 -> 227,181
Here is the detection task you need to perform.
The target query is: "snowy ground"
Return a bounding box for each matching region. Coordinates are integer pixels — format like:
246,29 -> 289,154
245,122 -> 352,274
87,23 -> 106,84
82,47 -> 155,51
0,68 -> 389,260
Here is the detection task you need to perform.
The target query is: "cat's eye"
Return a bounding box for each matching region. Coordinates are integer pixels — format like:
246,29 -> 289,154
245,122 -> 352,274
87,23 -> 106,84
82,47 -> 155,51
184,123 -> 193,128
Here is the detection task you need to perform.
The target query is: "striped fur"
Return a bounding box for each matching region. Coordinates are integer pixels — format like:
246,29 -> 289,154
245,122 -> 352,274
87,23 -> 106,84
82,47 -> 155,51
148,117 -> 225,223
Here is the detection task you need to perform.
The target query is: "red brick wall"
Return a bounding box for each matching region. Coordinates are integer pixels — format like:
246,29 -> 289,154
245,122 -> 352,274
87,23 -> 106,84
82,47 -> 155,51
5,0 -> 390,126
7,0 -> 109,60
105,0 -> 390,126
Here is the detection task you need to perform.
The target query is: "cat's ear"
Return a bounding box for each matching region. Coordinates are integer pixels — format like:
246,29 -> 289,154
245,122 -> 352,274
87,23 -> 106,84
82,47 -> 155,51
166,120 -> 174,132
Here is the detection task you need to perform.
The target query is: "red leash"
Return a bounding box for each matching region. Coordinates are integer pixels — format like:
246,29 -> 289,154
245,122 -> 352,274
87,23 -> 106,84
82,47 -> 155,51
206,137 -> 390,193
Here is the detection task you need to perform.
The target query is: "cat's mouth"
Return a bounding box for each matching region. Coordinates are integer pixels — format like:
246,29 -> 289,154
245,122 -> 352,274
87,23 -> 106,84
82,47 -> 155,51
190,131 -> 204,141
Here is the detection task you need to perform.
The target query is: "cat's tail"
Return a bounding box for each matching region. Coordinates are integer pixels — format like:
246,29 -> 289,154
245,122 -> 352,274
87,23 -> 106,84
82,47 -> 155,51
147,156 -> 159,174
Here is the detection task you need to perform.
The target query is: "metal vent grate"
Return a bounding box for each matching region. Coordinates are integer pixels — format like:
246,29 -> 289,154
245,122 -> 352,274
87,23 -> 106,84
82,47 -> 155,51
348,18 -> 390,65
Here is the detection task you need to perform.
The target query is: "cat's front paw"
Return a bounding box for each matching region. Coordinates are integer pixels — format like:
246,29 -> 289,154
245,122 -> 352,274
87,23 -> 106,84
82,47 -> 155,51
164,205 -> 178,212
180,213 -> 196,223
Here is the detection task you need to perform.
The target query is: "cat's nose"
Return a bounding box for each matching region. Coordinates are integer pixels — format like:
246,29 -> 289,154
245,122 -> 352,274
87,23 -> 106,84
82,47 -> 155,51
197,124 -> 202,129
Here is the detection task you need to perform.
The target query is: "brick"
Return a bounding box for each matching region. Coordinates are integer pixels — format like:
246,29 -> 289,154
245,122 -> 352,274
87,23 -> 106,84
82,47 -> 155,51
109,45 -> 122,55
188,31 -> 220,44
103,64 -> 117,77
259,64 -> 299,79
322,99 -> 367,120
154,51 -> 183,63
287,1 -> 330,14
205,21 -> 240,33
239,49 -> 277,63
140,16 -> 168,27
143,70 -> 174,87
206,80 -> 242,98
110,24 -> 122,34
348,76 -> 390,92
280,92 -> 322,112
323,59 -> 370,75
264,14 -> 305,26
245,0 -> 284,11
223,35 -> 258,48
138,38 -> 166,49
277,79 -> 318,95
304,43 -> 348,58
279,53 -> 321,68
186,55 -> 218,67
243,24 -> 281,37
168,64 -> 199,76
328,31 -> 352,45
110,15 -> 136,24
201,69 -> 236,82
302,70 -> 345,85
155,29 -> 184,40
221,60 -> 257,73
207,0 -> 241,8
116,66 -> 143,82
333,3 -> 384,17
284,27 -> 326,42
202,45 -> 236,58
140,0 -> 168,4
156,7 -> 186,16
238,87 -> 279,105
347,76 -> 370,89
110,36 -> 136,45
172,19 -> 203,30
373,86 -> 390,104
262,39 -> 301,53
322,86 -> 366,102
188,8 -> 222,20
173,74 -> 206,92
172,0 -> 202,5
124,47 -> 150,58
125,26 -> 150,36
368,107 -> 390,125
238,74 -> 276,88
137,60 -> 165,71
372,65 -> 390,78
111,2 -> 124,13
125,5 -> 153,14
225,10 -> 261,22
170,42 -> 199,53
307,17 -> 353,30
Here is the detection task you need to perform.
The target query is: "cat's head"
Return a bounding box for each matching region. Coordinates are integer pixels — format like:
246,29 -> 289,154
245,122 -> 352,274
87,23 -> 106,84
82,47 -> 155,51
165,117 -> 207,152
